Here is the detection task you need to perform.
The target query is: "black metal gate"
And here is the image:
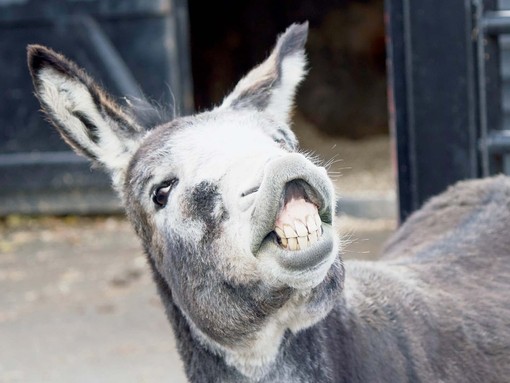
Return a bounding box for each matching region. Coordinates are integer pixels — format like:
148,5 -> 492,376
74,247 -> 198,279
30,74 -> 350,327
0,0 -> 192,215
386,0 -> 510,221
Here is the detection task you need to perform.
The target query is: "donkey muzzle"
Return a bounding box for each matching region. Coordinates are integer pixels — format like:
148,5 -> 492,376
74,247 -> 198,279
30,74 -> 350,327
250,153 -> 338,289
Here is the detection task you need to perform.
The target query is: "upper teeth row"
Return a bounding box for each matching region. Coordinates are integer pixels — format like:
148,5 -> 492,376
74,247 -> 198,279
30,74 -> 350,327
274,214 -> 323,251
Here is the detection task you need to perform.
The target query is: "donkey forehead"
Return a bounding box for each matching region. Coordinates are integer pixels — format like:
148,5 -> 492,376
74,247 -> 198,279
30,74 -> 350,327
171,111 -> 288,160
128,110 -> 291,185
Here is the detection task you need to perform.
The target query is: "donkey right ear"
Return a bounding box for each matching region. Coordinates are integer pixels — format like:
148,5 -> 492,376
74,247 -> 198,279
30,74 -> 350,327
220,22 -> 308,124
27,45 -> 144,186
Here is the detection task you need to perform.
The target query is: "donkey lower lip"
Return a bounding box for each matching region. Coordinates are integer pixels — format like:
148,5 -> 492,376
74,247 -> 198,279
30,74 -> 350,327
257,182 -> 333,271
256,224 -> 336,288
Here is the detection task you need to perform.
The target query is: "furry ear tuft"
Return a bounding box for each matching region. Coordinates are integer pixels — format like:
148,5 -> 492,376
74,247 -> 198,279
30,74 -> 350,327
27,45 -> 145,190
220,22 -> 308,123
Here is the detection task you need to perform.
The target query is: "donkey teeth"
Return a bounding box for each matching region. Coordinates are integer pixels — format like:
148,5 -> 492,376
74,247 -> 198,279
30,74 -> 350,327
274,227 -> 321,250
275,226 -> 285,239
274,218 -> 323,251
283,224 -> 298,238
275,227 -> 289,248
306,215 -> 317,233
297,236 -> 308,249
308,230 -> 318,244
295,220 -> 308,237
288,237 -> 298,251
314,213 -> 322,230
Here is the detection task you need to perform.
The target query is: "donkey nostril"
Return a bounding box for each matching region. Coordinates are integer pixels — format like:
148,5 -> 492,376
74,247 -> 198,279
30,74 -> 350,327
241,186 -> 259,197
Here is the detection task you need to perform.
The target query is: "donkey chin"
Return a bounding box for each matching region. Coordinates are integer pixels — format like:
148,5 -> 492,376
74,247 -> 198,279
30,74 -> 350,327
250,153 -> 339,290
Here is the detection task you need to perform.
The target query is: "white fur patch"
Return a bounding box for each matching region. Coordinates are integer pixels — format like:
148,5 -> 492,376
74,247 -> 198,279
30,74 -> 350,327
37,67 -> 142,191
184,293 -> 300,380
267,52 -> 306,122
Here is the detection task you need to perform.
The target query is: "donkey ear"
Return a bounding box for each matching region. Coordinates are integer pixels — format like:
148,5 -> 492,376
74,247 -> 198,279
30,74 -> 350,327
27,45 -> 144,188
220,22 -> 308,123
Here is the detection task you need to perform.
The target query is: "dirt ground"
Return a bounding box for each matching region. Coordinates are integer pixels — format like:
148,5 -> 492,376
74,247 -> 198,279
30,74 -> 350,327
0,118 -> 397,382
0,217 -> 185,383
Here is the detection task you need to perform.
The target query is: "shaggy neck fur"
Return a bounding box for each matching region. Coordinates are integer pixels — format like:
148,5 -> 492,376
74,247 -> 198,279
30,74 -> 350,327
147,253 -> 341,383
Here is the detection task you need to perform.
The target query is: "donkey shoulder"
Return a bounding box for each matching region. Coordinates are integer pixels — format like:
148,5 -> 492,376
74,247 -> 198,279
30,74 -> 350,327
339,175 -> 510,381
381,175 -> 510,265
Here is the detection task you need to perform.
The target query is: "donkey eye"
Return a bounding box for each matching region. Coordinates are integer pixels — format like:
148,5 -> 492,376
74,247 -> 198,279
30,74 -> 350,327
152,179 -> 178,208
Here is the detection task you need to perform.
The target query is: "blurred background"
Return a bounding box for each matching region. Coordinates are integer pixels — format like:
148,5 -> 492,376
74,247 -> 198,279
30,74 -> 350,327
2,0 -> 510,381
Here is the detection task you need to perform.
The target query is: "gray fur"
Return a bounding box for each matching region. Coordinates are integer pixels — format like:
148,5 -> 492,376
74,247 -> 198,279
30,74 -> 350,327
27,22 -> 510,383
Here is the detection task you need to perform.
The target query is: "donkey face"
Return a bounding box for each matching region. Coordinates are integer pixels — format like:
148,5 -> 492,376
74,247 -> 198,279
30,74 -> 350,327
28,23 -> 344,370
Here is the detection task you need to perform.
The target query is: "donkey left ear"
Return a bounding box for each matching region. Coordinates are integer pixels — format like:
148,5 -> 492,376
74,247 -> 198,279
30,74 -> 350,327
220,22 -> 308,123
27,44 -> 145,191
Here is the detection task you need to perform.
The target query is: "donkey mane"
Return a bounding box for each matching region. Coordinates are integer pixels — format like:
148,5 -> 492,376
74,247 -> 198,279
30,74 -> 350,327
28,23 -> 510,383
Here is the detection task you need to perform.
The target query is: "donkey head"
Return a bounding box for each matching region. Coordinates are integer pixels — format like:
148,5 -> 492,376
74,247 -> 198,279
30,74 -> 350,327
28,23 -> 344,375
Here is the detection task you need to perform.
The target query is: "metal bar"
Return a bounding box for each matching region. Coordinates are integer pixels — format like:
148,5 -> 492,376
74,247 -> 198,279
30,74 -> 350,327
476,0 -> 492,175
386,0 -> 482,221
483,11 -> 510,34
485,130 -> 510,152
385,0 -> 413,222
0,151 -> 87,167
476,0 -> 504,175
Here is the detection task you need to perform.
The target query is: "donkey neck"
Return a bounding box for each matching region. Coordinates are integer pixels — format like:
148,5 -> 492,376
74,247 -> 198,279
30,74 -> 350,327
146,253 -> 349,382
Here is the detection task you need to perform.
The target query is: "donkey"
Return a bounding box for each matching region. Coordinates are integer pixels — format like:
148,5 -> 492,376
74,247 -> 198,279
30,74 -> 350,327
28,23 -> 509,382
